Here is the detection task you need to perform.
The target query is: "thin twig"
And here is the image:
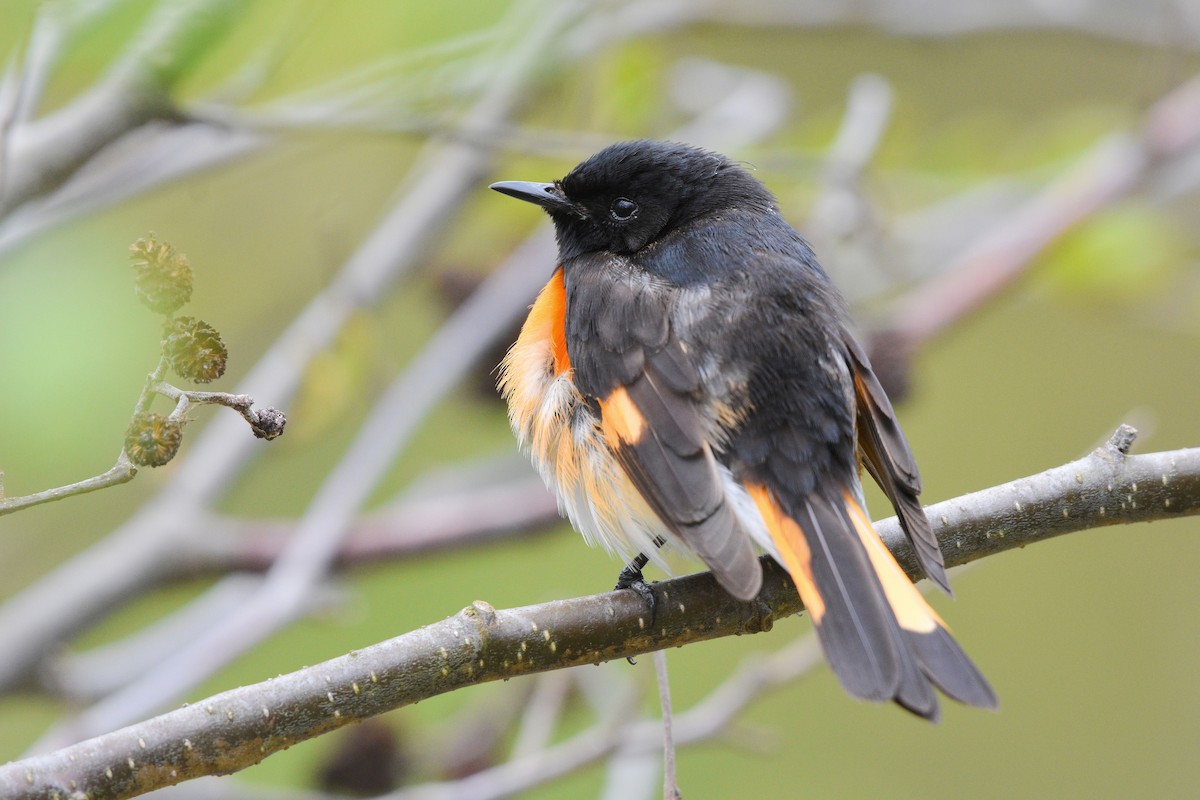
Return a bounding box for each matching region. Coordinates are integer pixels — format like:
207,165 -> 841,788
0,352 -> 169,518
0,355 -> 284,519
151,383 -> 284,440
653,651 -> 680,800
0,457 -> 138,517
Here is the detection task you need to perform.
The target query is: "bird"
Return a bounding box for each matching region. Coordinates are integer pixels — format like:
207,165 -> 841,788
490,139 -> 996,720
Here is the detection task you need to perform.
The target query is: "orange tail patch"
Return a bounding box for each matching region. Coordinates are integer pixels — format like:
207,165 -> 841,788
843,491 -> 945,634
745,484 -> 825,622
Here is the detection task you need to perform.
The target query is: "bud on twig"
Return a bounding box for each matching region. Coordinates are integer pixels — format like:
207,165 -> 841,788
124,412 -> 184,467
129,233 -> 194,315
163,316 -> 228,383
249,407 -> 287,440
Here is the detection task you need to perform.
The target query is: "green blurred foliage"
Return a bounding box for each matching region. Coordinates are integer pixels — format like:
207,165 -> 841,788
1,2 -> 1199,798
1039,201 -> 1189,302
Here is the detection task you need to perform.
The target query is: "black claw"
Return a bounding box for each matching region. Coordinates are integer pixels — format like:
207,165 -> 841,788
615,556 -> 658,627
618,572 -> 657,611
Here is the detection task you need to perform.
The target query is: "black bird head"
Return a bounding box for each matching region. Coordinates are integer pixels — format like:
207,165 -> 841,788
491,140 -> 777,261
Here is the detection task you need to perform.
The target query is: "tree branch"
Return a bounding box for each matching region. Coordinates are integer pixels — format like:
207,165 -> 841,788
876,426 -> 1200,573
2,429 -> 1195,800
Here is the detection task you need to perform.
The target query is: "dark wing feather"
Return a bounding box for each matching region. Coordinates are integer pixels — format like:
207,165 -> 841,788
843,333 -> 951,595
571,262 -> 762,601
601,344 -> 762,601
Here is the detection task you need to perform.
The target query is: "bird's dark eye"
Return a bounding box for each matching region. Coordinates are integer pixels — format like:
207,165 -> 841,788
609,197 -> 638,221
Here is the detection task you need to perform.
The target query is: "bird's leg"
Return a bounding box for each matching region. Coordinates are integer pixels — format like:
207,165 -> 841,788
615,535 -> 667,618
616,536 -> 667,665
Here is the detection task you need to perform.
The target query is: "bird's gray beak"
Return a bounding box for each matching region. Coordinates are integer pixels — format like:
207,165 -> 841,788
489,180 -> 574,213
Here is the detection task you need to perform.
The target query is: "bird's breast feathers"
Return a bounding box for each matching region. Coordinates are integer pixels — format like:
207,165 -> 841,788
498,268 -> 679,567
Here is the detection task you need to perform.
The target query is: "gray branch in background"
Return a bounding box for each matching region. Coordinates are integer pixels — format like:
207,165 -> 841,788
0,0 -> 247,218
1,428 -> 1195,800
173,460 -> 560,576
0,0 -> 577,695
888,72 -> 1200,353
698,0 -> 1200,49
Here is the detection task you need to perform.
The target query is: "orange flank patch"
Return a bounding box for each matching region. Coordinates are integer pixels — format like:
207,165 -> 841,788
746,484 -> 826,622
499,267 -> 577,464
843,491 -> 943,634
599,386 -> 647,445
523,268 -> 570,376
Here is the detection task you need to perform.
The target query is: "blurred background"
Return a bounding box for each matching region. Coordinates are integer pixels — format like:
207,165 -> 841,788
1,0 -> 1199,797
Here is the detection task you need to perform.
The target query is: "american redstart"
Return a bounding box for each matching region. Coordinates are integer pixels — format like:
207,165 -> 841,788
491,140 -> 996,720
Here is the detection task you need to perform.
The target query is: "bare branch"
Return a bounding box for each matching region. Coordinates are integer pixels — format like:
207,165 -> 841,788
151,384 -> 285,441
182,469 -> 559,575
2,431 -> 1196,799
693,0 -> 1200,50
0,347 -> 163,517
877,426 -> 1200,573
